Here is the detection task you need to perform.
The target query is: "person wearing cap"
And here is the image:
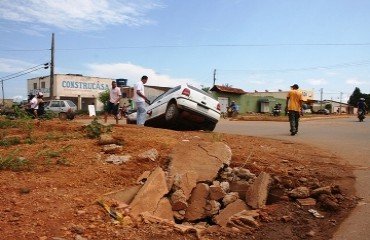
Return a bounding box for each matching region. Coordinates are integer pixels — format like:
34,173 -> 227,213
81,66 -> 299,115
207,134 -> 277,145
286,84 -> 303,136
104,81 -> 122,124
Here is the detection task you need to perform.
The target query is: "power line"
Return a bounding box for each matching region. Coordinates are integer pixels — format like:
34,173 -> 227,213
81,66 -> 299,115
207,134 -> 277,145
219,59 -> 370,74
0,63 -> 49,81
2,42 -> 370,52
0,63 -> 49,82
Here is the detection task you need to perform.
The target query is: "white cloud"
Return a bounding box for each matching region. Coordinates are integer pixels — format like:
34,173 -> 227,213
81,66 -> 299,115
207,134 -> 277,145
86,62 -> 200,87
0,0 -> 164,32
307,79 -> 327,86
346,78 -> 369,86
0,58 -> 41,73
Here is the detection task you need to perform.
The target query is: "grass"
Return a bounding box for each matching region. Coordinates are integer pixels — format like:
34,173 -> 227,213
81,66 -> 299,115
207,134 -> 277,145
0,150 -> 31,171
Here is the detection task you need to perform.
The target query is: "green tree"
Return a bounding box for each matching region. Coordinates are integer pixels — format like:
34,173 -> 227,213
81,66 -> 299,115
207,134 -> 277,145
348,87 -> 363,106
98,90 -> 109,108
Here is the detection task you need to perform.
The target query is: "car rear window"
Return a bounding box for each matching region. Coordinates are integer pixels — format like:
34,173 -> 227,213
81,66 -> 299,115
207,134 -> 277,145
66,100 -> 76,107
188,85 -> 212,97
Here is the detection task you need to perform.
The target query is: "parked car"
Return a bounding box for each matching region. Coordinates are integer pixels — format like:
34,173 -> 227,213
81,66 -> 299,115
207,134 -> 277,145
315,109 -> 330,115
44,100 -> 77,120
126,84 -> 221,131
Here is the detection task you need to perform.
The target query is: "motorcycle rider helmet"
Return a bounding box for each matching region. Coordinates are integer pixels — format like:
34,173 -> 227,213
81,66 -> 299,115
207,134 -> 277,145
360,98 -> 365,101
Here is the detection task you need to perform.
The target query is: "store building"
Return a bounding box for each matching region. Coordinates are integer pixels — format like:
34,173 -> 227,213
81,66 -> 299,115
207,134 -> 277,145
27,74 -> 126,111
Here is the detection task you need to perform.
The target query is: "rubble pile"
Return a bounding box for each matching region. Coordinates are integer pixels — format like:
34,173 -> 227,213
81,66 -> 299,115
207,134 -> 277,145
100,139 -> 348,234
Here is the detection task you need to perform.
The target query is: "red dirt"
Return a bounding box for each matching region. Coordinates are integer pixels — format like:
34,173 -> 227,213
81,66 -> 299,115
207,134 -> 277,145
0,116 -> 357,240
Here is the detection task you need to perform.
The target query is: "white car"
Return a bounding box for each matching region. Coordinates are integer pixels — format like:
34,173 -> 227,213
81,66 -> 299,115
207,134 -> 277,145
127,84 -> 221,131
44,100 -> 77,120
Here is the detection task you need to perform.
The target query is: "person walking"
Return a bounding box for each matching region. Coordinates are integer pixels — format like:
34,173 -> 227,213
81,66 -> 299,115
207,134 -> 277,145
104,81 -> 122,124
285,84 -> 303,136
133,75 -> 150,126
27,94 -> 39,119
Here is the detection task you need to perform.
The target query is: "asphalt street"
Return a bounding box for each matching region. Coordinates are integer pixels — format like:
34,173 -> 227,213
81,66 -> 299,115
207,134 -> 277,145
215,116 -> 370,240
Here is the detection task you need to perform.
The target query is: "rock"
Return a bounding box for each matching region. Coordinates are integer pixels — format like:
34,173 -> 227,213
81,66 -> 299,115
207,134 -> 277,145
233,167 -> 256,180
245,172 -> 272,209
213,199 -> 247,227
168,142 -> 231,184
105,154 -> 131,164
137,148 -> 159,161
288,186 -> 310,199
222,192 -> 239,206
172,171 -> 198,200
171,190 -> 188,211
205,200 -> 221,216
185,183 -> 209,221
103,144 -> 123,154
98,134 -> 117,145
318,194 -> 340,211
130,167 -> 169,218
311,186 -> 332,197
209,185 -> 226,201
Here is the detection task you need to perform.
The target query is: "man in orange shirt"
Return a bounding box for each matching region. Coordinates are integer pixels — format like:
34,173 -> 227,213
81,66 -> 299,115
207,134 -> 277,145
286,84 -> 303,136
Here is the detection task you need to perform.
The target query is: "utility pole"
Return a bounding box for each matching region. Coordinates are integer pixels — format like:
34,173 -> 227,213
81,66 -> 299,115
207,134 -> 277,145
320,88 -> 323,109
50,33 -> 55,100
213,69 -> 216,86
339,92 -> 343,114
1,80 -> 4,106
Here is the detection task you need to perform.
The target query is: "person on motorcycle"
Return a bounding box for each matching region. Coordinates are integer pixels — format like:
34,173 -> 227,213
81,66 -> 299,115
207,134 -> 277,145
357,98 -> 368,115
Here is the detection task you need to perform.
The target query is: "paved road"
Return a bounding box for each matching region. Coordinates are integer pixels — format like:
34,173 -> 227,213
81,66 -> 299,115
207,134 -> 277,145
215,116 -> 370,240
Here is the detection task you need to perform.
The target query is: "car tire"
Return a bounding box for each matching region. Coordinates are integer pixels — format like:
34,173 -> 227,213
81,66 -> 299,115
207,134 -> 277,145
165,103 -> 179,123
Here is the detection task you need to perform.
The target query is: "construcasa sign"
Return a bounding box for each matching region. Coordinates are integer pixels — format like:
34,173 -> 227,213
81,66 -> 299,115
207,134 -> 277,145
61,80 -> 109,91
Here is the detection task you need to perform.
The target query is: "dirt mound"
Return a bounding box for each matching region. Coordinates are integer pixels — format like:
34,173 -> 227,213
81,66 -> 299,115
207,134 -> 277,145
0,117 -> 358,240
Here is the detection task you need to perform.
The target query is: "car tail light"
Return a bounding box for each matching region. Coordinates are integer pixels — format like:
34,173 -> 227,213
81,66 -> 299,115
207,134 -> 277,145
216,103 -> 221,111
182,88 -> 190,97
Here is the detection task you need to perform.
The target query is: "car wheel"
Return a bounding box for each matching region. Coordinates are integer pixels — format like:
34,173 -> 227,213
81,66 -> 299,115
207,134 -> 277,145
59,112 -> 67,120
165,103 -> 179,123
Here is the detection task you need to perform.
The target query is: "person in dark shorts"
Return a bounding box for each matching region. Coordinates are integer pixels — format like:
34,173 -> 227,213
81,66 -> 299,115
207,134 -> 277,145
104,81 -> 122,124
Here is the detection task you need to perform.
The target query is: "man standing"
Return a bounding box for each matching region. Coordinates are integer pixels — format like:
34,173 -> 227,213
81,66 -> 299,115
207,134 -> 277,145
133,75 -> 150,126
104,81 -> 122,124
286,84 -> 303,136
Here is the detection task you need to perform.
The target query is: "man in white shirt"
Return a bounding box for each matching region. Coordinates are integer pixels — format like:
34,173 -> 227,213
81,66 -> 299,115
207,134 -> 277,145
27,94 -> 39,119
104,81 -> 122,124
133,75 -> 150,126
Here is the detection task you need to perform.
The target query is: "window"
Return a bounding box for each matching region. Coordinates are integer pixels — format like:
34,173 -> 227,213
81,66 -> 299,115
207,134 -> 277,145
50,101 -> 60,107
41,82 -> 45,88
33,83 -> 37,89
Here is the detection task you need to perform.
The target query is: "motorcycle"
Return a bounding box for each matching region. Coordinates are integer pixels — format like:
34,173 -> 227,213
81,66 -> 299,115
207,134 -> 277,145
358,109 -> 366,122
272,107 -> 281,116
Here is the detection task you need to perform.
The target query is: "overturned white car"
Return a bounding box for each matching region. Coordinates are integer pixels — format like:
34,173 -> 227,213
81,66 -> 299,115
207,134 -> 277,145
126,84 -> 221,131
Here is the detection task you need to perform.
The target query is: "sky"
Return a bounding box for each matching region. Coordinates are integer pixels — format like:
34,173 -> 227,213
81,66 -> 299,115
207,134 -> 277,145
1,0 -> 370,103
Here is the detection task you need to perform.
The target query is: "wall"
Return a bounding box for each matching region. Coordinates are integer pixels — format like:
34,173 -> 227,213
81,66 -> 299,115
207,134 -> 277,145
28,74 -> 115,111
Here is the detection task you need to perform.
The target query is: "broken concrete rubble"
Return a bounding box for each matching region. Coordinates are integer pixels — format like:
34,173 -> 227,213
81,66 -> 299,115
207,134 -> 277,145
168,141 -> 231,183
129,167 -> 169,218
100,140 -> 349,235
